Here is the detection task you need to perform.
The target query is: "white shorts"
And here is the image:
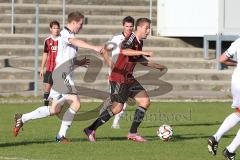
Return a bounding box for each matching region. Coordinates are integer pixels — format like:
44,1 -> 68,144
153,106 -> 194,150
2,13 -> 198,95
48,88 -> 66,105
49,73 -> 78,105
231,76 -> 240,108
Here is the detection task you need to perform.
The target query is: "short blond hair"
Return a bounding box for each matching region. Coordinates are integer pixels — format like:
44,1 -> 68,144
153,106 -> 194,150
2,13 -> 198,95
135,18 -> 151,31
68,11 -> 84,23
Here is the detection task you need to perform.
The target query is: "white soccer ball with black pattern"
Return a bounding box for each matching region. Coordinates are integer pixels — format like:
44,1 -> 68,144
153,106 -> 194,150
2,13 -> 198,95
157,124 -> 173,141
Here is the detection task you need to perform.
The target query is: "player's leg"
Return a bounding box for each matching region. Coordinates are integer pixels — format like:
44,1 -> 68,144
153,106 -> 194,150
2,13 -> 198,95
223,128 -> 240,160
208,111 -> 240,155
127,81 -> 150,142
84,82 -> 127,141
13,89 -> 65,137
14,105 -> 51,137
112,103 -> 127,129
215,112 -> 240,142
87,102 -> 123,130
208,79 -> 240,155
84,101 -> 123,142
56,94 -> 80,142
13,102 -> 59,137
43,71 -> 53,106
223,148 -> 236,160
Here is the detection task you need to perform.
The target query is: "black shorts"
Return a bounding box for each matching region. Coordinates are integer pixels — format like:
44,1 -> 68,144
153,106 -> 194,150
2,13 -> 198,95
110,80 -> 145,104
43,71 -> 53,85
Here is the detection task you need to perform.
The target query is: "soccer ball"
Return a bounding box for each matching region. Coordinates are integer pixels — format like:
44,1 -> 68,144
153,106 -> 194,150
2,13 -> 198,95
104,42 -> 116,51
157,124 -> 173,141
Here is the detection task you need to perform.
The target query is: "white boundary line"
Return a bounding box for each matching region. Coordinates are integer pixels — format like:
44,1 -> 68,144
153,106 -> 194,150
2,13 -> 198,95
0,156 -> 38,160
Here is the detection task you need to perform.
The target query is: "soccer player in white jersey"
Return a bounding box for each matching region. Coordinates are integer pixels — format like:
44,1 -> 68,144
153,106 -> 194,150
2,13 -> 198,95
13,12 -> 102,143
208,38 -> 239,160
103,16 -> 135,129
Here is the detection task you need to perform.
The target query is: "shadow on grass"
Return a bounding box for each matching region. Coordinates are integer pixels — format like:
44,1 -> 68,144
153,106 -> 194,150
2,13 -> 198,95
0,139 -> 54,148
71,136 -> 127,142
142,122 -> 222,129
171,122 -> 222,127
0,132 -> 236,147
0,137 -> 130,147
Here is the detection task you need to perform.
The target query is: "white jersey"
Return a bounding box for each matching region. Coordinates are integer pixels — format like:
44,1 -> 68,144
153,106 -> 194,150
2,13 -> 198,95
56,27 -> 78,68
50,27 -> 78,101
225,38 -> 240,108
225,38 -> 240,77
108,32 -> 126,62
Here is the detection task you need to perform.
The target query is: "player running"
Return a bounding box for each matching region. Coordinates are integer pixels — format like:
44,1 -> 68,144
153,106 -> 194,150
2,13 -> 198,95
13,11 -> 102,143
102,16 -> 135,129
39,20 -> 60,106
84,18 -> 166,142
208,38 -> 239,160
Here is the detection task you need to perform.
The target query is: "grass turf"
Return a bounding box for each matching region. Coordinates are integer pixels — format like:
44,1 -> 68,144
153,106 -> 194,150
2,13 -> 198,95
0,102 -> 238,160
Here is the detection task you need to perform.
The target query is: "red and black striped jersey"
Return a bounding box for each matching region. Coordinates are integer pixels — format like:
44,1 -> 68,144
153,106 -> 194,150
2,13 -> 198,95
43,35 -> 58,72
109,32 -> 144,84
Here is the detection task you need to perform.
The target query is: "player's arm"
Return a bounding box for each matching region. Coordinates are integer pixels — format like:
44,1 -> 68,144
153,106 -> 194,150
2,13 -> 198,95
68,38 -> 102,53
121,49 -> 153,57
140,57 -> 167,71
40,52 -> 48,79
142,61 -> 167,71
120,34 -> 152,56
219,53 -> 237,66
101,49 -> 115,69
101,41 -> 118,69
40,39 -> 49,80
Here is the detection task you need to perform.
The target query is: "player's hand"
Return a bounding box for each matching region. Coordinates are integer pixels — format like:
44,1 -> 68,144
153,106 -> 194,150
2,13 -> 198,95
75,57 -> 90,68
156,64 -> 167,72
39,69 -> 44,80
94,46 -> 104,54
144,51 -> 153,57
108,61 -> 115,69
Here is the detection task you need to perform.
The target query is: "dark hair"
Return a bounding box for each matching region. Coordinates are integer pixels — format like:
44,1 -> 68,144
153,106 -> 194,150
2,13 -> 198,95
135,18 -> 151,30
68,11 -> 84,23
49,20 -> 60,28
122,16 -> 135,26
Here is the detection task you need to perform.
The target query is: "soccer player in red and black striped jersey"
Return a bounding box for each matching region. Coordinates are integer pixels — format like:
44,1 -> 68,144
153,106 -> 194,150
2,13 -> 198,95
102,16 -> 135,129
39,20 -> 60,106
84,18 -> 166,142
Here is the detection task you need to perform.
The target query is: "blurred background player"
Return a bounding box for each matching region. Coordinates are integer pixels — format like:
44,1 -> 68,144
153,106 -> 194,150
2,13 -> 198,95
84,18 -> 166,142
208,38 -> 239,160
13,11 -> 102,143
103,16 -> 135,129
39,20 -> 60,106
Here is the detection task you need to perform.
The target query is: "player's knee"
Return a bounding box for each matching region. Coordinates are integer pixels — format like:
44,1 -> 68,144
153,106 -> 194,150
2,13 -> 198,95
111,103 -> 123,115
45,84 -> 52,92
71,101 -> 81,111
112,107 -> 122,115
50,107 -> 62,115
139,98 -> 150,108
235,107 -> 240,115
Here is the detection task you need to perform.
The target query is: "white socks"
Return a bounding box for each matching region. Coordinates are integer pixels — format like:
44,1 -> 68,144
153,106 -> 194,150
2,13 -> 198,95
112,103 -> 127,126
214,112 -> 240,142
22,106 -> 50,123
58,108 -> 76,137
227,128 -> 240,153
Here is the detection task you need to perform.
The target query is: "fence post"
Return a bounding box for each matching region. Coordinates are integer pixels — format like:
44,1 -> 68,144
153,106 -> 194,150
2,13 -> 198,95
11,0 -> 15,34
149,0 -> 152,36
34,0 -> 39,96
63,0 -> 65,27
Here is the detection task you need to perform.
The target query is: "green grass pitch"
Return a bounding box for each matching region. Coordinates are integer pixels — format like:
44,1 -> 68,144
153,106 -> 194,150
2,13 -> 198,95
0,102 -> 239,160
